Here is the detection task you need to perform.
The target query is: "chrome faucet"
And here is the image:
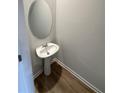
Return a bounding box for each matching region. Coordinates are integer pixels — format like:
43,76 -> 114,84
42,42 -> 48,47
42,42 -> 49,55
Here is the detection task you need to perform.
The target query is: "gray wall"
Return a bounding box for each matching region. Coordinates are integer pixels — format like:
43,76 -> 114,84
56,0 -> 105,92
23,0 -> 56,75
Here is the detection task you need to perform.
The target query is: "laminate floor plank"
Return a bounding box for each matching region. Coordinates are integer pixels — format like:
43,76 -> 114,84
34,62 -> 96,93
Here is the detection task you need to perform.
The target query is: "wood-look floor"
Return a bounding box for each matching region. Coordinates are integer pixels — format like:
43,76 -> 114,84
34,62 -> 95,93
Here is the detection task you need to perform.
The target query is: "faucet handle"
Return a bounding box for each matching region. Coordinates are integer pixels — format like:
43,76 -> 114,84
42,42 -> 48,47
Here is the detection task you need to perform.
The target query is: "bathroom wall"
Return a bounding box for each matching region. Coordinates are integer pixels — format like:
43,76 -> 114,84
56,0 -> 105,92
23,0 -> 56,76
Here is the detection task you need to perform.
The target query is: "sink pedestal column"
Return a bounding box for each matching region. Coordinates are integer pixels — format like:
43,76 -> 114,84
43,57 -> 51,76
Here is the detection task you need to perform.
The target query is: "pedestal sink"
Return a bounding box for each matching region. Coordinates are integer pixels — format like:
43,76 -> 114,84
36,42 -> 59,76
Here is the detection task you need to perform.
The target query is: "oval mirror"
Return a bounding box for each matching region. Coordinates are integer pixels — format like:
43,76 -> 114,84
28,0 -> 52,39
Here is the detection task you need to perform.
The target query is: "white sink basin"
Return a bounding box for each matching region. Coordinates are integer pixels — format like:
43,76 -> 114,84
36,43 -> 59,58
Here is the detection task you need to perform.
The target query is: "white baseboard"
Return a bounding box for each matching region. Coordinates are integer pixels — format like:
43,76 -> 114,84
33,69 -> 43,79
53,58 -> 103,93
